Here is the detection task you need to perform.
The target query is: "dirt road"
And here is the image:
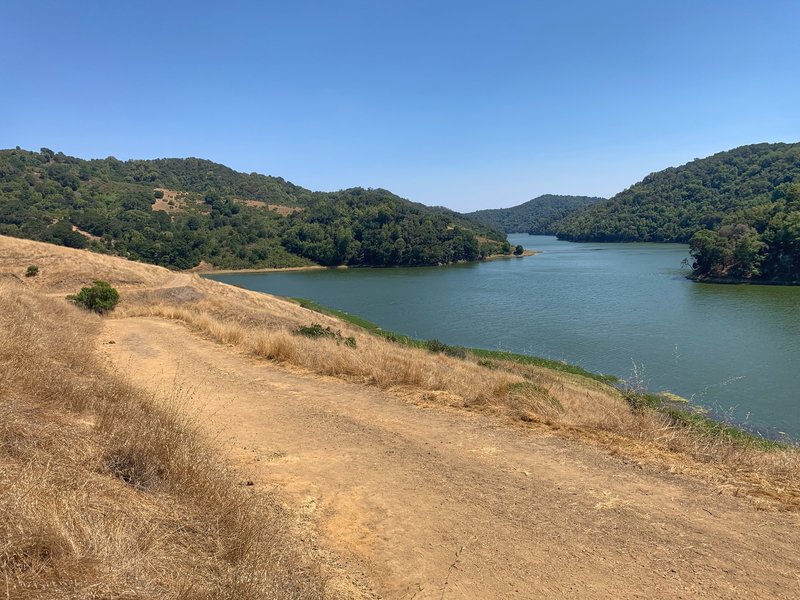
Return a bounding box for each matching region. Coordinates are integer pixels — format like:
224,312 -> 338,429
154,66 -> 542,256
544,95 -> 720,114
99,317 -> 800,599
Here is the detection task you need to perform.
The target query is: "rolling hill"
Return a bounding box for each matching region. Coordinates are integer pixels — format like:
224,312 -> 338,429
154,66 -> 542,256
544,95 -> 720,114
0,147 -> 507,270
3,235 -> 800,597
465,194 -> 605,234
554,142 -> 800,243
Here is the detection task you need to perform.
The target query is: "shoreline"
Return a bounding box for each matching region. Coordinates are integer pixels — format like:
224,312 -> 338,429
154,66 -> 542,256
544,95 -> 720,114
196,249 -> 539,276
483,249 -> 539,260
688,274 -> 800,286
196,264 -> 334,275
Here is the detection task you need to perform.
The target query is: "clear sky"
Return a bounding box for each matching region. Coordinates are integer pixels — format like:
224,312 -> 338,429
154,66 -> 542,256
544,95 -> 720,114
2,0 -> 799,211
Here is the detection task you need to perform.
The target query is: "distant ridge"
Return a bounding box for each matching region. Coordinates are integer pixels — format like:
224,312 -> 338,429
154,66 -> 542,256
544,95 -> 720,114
465,194 -> 605,234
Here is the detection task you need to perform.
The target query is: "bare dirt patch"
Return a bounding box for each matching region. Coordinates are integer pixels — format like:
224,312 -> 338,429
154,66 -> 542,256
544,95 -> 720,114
151,188 -> 186,212
71,224 -> 102,241
151,188 -> 207,213
236,198 -> 304,216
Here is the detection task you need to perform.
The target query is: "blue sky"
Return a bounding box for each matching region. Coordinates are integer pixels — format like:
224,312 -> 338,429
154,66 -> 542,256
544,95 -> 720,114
2,1 -> 798,211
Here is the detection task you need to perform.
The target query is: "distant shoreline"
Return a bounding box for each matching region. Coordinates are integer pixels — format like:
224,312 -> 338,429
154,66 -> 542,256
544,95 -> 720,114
197,265 -> 333,276
483,249 -> 538,260
688,274 -> 800,286
197,249 -> 539,276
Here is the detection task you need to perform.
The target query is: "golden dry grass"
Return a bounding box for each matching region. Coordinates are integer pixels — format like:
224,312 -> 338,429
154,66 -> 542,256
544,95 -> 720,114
0,235 -> 176,293
3,234 -> 799,512
494,360 -> 800,506
0,282 -> 325,598
122,293 -> 517,409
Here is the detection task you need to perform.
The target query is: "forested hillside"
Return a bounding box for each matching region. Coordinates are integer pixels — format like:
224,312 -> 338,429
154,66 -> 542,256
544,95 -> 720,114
555,143 -> 800,243
0,148 -> 507,269
465,194 -> 604,234
688,182 -> 800,282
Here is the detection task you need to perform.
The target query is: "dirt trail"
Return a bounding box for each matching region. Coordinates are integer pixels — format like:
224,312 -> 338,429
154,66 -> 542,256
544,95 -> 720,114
99,317 -> 800,599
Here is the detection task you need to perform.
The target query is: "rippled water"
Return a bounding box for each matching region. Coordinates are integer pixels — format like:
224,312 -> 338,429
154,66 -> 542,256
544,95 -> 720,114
208,235 -> 800,439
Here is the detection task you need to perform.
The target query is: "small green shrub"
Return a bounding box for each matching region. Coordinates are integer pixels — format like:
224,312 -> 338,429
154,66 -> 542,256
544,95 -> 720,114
294,323 -> 356,348
25,265 -> 39,277
67,280 -> 120,314
425,339 -> 467,359
513,244 -> 524,256
295,323 -> 334,339
153,189 -> 165,199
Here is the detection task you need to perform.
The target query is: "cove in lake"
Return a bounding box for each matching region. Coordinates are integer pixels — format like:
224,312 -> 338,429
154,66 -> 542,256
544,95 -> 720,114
208,235 -> 800,440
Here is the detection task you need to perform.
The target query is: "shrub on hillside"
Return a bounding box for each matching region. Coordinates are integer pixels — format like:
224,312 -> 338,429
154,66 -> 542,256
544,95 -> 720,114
25,265 -> 39,277
425,339 -> 468,359
67,280 -> 120,314
294,323 -> 356,347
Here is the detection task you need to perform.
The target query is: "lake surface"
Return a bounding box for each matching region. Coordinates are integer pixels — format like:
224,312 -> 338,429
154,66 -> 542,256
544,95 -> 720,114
208,235 -> 800,440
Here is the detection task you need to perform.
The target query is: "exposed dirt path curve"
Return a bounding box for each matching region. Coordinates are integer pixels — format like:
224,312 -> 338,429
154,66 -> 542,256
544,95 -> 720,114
99,317 -> 800,599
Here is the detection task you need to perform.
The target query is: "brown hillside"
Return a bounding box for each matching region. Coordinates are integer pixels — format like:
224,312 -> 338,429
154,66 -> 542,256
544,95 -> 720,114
2,235 -> 799,598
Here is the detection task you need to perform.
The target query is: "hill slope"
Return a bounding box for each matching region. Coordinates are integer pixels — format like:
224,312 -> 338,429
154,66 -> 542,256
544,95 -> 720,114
465,194 -> 605,233
0,147 -> 507,270
3,236 -> 800,598
555,142 -> 800,243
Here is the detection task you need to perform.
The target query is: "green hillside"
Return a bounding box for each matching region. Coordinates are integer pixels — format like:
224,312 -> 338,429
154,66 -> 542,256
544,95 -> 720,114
554,143 -> 800,243
0,148 -> 507,269
550,142 -> 800,283
465,194 -> 604,234
688,182 -> 800,282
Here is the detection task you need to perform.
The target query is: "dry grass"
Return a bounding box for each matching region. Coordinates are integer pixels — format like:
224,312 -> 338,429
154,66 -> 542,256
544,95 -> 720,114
235,199 -> 304,216
3,235 -> 799,511
122,293 -> 518,410
0,235 -> 176,294
0,284 -> 325,598
494,360 -> 800,504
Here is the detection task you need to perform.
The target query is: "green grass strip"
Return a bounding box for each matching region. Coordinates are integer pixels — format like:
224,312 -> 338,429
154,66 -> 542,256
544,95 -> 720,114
290,297 -> 616,383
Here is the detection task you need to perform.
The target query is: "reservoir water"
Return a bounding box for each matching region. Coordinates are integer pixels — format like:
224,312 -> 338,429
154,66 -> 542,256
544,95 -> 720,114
208,234 -> 800,440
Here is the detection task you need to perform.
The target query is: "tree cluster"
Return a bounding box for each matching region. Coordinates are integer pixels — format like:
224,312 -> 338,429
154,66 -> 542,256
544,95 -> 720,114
689,183 -> 800,281
282,188 -> 500,266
